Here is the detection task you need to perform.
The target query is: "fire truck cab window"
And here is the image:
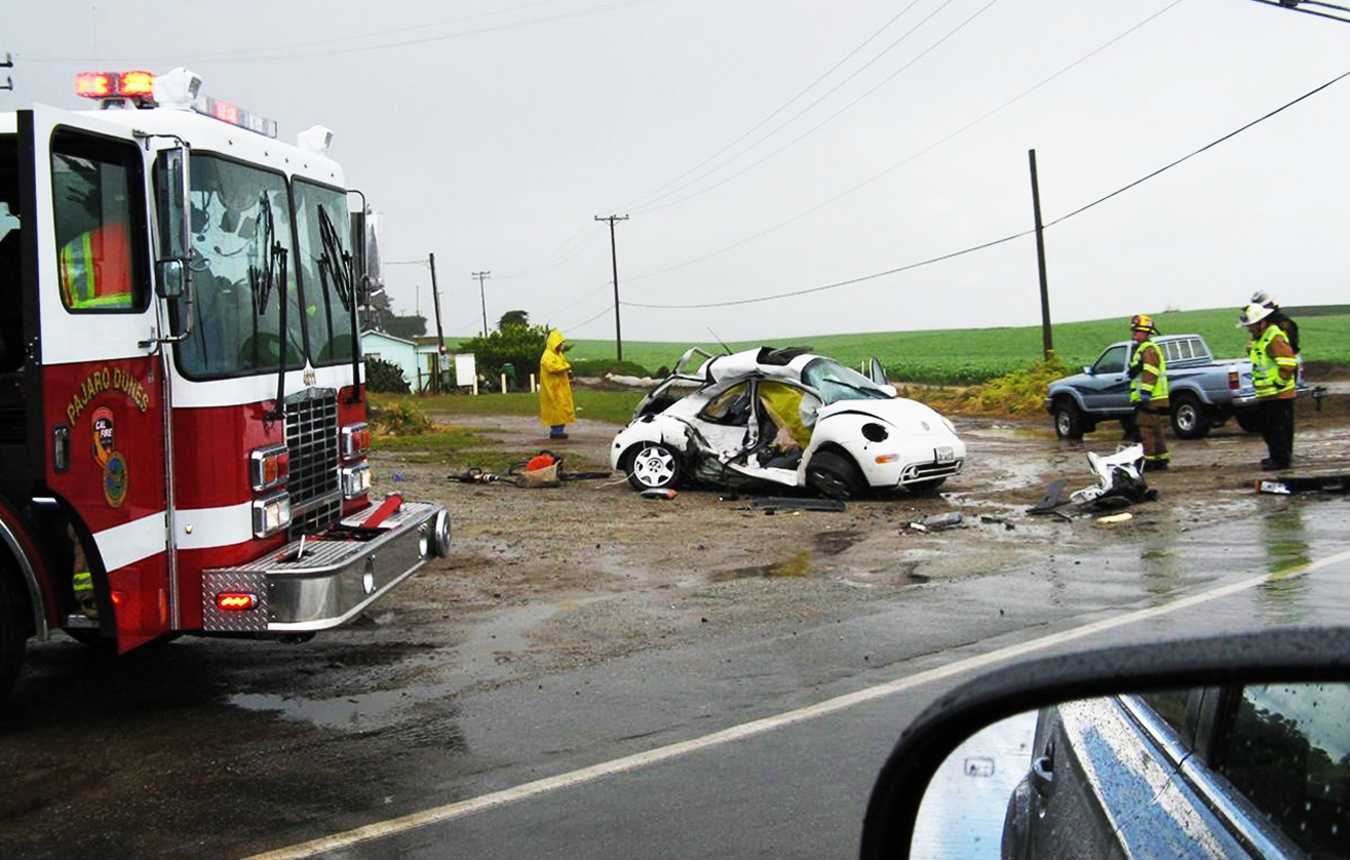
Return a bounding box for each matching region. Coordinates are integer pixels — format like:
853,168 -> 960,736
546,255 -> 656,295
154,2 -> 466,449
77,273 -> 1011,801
293,180 -> 355,366
0,134 -> 21,371
173,154 -> 305,379
49,131 -> 149,314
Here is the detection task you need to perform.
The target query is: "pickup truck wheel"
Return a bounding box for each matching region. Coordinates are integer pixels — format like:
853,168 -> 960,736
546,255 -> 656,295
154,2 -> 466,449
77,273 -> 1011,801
1170,394 -> 1211,440
1053,399 -> 1085,440
1235,411 -> 1262,434
0,571 -> 28,700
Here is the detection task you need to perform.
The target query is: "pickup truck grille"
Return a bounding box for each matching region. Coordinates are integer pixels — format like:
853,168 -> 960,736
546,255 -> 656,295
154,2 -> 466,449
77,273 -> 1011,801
285,388 -> 339,535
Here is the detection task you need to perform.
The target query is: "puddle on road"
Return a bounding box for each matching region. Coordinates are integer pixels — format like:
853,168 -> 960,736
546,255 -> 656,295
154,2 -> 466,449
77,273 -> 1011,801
713,550 -> 817,581
814,529 -> 864,555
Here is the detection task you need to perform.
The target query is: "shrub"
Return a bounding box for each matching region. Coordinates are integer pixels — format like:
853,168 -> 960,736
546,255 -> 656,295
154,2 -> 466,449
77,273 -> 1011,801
365,356 -> 410,393
458,324 -> 550,386
369,400 -> 433,436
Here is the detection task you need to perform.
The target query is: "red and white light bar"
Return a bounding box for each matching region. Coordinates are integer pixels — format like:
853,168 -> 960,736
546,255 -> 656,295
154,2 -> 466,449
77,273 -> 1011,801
74,70 -> 279,139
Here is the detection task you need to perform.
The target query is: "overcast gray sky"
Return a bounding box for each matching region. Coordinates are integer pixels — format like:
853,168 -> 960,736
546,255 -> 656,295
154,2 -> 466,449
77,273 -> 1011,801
8,0 -> 1349,341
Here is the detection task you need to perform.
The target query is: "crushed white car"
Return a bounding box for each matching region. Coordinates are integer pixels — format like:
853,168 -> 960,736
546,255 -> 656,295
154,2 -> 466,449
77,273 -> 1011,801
609,347 -> 966,499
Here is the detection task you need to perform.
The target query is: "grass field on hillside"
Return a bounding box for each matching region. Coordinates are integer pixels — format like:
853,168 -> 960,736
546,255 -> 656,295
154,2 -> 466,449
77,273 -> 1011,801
372,389 -> 645,426
556,309 -> 1350,384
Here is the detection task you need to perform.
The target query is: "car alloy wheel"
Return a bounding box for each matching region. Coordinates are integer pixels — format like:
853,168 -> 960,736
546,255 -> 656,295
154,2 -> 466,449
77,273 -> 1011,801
631,444 -> 677,488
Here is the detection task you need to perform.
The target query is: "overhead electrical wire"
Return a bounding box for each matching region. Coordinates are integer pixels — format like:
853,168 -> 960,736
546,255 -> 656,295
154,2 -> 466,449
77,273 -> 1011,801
22,0 -> 655,64
623,66 -> 1350,310
1248,0 -> 1350,23
623,0 -> 1188,285
633,0 -> 1003,215
619,0 -> 929,213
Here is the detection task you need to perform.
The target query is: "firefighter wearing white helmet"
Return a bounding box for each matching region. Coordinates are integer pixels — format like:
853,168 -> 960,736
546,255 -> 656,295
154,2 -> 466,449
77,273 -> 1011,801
1239,302 -> 1298,470
1125,313 -> 1170,470
1249,290 -> 1300,354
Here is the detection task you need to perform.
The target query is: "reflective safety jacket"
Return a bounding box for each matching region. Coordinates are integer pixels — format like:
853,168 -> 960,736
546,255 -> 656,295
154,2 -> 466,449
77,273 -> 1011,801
1251,325 -> 1297,399
59,222 -> 135,310
1129,339 -> 1169,404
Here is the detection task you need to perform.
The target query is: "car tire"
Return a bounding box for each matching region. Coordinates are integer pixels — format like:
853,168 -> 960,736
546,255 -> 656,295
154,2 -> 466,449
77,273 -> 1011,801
0,571 -> 28,701
1053,399 -> 1085,440
625,443 -> 681,491
806,450 -> 866,501
1169,393 -> 1211,439
908,478 -> 946,497
1235,411 -> 1262,434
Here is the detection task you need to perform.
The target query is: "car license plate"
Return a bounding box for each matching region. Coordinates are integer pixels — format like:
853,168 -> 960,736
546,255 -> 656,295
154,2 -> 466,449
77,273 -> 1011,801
935,446 -> 954,463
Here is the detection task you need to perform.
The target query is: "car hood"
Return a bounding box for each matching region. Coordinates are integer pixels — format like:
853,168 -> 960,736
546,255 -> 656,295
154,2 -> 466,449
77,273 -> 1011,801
1050,371 -> 1095,389
816,397 -> 956,436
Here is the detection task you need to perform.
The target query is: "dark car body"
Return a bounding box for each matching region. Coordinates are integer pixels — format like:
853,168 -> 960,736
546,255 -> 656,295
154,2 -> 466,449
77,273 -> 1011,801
1001,685 -> 1350,859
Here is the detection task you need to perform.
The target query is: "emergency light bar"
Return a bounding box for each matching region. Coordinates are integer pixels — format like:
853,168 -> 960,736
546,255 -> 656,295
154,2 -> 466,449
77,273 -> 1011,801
74,69 -> 279,139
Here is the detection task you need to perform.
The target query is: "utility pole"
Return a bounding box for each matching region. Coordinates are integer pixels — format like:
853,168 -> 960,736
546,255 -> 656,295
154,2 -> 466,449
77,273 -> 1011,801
1027,149 -> 1054,360
594,214 -> 629,361
472,271 -> 491,337
429,252 -> 447,394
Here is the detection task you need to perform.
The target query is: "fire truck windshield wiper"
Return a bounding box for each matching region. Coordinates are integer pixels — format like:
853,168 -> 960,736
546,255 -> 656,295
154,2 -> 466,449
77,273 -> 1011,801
318,205 -> 363,405
250,192 -> 291,422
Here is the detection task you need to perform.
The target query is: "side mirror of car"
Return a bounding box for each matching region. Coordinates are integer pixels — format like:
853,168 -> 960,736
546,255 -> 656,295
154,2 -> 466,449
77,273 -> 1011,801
860,628 -> 1350,860
1083,365 -> 1093,375
155,258 -> 186,299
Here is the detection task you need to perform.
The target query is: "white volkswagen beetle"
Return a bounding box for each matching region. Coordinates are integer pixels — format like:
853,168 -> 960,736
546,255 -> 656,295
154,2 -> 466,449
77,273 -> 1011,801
609,346 -> 966,499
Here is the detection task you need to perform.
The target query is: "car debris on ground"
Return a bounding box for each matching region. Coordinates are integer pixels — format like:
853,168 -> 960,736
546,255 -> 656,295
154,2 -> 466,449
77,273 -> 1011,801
1028,445 -> 1159,519
907,512 -> 964,532
750,497 -> 847,513
446,451 -> 613,489
1255,473 -> 1350,495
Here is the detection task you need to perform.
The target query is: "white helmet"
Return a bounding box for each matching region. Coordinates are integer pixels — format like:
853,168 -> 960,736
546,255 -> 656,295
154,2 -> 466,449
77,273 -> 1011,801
1237,303 -> 1274,328
1249,289 -> 1277,307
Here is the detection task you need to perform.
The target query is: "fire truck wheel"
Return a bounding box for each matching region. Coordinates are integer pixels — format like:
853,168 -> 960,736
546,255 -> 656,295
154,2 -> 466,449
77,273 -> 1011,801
0,572 -> 27,699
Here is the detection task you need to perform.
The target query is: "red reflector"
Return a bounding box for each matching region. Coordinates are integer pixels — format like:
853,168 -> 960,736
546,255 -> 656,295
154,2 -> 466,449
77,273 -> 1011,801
110,590 -> 124,606
119,70 -> 155,96
216,593 -> 258,611
1228,370 -> 1240,390
75,72 -> 112,98
359,429 -> 371,451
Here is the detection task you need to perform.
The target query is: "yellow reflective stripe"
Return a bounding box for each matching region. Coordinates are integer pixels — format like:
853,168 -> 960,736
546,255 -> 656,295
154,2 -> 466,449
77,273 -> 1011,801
81,232 -> 96,300
1141,364 -> 1161,374
73,570 -> 93,593
1274,357 -> 1298,367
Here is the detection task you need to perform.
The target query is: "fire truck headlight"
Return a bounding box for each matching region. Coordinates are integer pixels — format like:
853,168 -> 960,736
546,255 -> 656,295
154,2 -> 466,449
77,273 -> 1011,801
341,422 -> 371,460
341,463 -> 371,500
252,491 -> 291,538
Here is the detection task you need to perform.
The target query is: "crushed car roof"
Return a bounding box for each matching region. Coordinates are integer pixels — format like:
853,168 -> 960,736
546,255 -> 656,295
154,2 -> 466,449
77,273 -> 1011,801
698,347 -> 821,384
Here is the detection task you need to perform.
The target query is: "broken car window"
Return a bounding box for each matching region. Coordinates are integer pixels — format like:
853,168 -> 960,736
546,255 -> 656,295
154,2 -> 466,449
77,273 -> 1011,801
800,358 -> 891,405
700,382 -> 752,426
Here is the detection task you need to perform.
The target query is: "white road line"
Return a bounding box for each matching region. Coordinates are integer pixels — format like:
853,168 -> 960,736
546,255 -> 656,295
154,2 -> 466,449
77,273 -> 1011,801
247,547 -> 1350,860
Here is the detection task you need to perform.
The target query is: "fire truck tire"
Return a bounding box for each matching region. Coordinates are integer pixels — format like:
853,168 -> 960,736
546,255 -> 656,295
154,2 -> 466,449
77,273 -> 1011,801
0,571 -> 27,700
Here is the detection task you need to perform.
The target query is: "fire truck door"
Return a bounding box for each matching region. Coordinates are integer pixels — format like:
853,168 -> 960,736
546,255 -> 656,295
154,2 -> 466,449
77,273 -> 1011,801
28,106 -> 171,652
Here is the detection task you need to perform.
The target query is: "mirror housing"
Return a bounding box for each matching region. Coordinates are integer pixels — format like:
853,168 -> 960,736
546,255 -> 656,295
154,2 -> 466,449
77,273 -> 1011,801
155,258 -> 185,299
859,627 -> 1350,859
1083,365 -> 1093,375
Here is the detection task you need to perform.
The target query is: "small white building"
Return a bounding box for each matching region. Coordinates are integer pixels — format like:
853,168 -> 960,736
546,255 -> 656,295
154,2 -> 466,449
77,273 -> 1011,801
360,330 -> 419,388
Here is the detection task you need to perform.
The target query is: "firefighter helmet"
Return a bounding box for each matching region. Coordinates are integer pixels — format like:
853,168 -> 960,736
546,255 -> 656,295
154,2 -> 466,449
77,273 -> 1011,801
1237,302 -> 1274,328
1130,313 -> 1157,333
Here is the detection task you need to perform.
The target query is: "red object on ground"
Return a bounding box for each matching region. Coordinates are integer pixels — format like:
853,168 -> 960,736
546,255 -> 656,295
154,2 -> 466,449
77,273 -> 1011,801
525,453 -> 557,472
363,494 -> 404,529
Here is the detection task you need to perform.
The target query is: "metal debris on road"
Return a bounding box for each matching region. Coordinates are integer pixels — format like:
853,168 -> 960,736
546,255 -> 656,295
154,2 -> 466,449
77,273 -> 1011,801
1256,474 -> 1349,495
750,497 -> 847,513
908,512 -> 964,532
1095,512 -> 1134,525
641,488 -> 678,500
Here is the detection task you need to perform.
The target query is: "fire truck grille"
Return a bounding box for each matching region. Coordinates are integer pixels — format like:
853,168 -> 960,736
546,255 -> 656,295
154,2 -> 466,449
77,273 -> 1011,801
285,388 -> 339,534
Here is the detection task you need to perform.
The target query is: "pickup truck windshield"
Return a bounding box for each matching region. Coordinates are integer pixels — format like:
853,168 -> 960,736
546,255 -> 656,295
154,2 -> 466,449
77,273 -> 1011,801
293,180 -> 355,365
801,358 -> 891,405
172,154 -> 305,379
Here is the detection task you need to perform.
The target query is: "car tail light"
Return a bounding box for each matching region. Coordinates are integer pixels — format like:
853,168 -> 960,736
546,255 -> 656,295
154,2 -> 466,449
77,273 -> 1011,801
341,463 -> 371,500
250,444 -> 290,492
252,490 -> 291,538
216,592 -> 258,611
1228,369 -> 1240,390
341,422 -> 371,460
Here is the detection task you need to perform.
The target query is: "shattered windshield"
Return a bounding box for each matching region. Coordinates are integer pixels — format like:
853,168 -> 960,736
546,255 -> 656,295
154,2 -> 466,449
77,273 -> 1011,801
171,154 -> 305,379
801,357 -> 892,404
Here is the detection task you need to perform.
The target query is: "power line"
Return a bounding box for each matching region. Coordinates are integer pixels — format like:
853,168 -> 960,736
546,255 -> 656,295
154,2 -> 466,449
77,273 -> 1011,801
623,0 -> 1188,285
1045,66 -> 1350,228
627,66 -> 1350,311
561,302 -> 617,333
618,0 -> 927,212
21,0 -> 655,64
1248,0 -> 1350,23
634,0 -> 1002,215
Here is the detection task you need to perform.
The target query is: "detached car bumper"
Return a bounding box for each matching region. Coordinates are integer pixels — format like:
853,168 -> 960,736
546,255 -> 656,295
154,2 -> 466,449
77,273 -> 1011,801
201,499 -> 450,634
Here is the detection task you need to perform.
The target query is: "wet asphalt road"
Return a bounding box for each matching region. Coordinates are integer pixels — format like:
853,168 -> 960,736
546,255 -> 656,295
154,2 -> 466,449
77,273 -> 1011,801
2,495 -> 1349,859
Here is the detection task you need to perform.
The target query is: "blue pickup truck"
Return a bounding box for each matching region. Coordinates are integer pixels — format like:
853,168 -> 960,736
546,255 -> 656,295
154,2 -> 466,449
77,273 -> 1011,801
1043,333 -> 1304,440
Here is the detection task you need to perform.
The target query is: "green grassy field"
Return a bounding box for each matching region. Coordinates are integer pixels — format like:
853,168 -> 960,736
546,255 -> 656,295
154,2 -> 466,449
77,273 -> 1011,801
372,389 -> 645,426
434,307 -> 1349,385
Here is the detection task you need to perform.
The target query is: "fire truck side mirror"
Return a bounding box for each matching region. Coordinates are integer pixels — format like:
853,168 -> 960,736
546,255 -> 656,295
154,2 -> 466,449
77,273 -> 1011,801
155,259 -> 186,299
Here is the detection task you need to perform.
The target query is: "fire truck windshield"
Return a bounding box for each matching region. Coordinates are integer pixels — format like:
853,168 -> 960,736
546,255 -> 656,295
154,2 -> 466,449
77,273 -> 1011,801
293,180 -> 356,366
172,154 -> 305,379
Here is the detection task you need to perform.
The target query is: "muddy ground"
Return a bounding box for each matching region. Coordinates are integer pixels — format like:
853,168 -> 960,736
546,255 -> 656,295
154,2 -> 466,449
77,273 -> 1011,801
371,400 -> 1350,689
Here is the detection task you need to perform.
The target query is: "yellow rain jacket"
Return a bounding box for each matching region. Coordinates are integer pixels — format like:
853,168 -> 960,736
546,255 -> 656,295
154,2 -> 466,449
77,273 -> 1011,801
538,329 -> 576,426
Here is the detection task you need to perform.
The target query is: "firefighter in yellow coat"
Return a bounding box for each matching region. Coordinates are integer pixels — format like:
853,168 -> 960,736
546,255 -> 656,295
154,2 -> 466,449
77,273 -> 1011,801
539,329 -> 576,440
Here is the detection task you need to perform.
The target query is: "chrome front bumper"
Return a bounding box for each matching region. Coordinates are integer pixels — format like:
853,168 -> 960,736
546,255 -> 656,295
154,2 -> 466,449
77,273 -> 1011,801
201,500 -> 450,634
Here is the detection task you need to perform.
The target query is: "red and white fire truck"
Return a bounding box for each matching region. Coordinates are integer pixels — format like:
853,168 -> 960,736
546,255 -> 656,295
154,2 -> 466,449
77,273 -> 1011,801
0,68 -> 450,696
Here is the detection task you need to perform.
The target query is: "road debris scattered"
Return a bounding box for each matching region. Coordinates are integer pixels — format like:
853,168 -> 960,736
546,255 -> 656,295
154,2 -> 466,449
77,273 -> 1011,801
1028,445 -> 1159,519
750,497 -> 847,513
1256,473 -> 1349,495
641,488 -> 678,500
908,512 -> 964,532
1095,512 -> 1134,525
